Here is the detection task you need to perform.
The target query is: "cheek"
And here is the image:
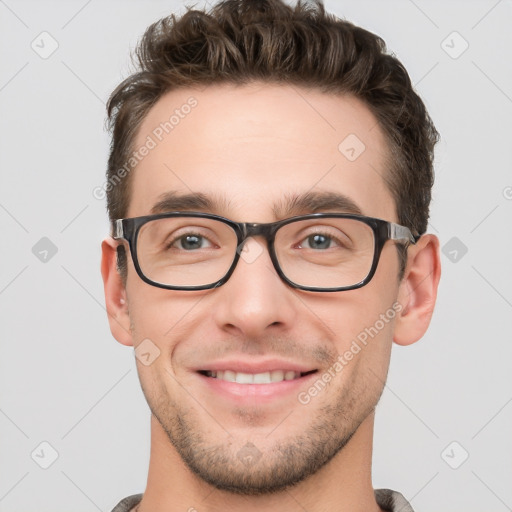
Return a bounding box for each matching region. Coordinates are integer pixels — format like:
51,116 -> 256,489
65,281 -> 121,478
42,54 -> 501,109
307,248 -> 400,368
126,278 -> 196,340
126,283 -> 217,379
326,304 -> 395,400
312,281 -> 399,350
343,249 -> 400,372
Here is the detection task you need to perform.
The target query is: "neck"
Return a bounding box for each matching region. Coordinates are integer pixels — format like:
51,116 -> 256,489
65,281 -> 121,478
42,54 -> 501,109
137,411 -> 383,512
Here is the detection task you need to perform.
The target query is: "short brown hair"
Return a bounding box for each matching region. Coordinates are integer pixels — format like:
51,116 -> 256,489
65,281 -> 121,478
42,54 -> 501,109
106,0 -> 439,282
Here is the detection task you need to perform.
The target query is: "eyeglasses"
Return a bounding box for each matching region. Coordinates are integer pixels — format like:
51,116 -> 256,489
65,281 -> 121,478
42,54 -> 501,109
112,212 -> 419,292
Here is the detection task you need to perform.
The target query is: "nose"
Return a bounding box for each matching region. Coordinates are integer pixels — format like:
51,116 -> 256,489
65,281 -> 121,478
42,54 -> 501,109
211,236 -> 298,338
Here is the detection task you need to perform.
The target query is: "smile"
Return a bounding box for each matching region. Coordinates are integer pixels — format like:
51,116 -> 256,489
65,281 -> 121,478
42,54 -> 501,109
198,369 -> 317,384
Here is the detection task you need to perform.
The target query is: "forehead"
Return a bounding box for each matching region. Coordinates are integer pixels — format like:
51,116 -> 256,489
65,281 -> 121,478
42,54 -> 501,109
128,83 -> 396,222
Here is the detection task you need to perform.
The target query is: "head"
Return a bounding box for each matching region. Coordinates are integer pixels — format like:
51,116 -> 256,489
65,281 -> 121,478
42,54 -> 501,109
101,0 -> 440,496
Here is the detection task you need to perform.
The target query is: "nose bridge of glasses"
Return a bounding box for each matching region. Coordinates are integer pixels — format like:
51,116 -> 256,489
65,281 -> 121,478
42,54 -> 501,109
232,222 -> 281,283
241,222 -> 275,245
234,222 -> 278,267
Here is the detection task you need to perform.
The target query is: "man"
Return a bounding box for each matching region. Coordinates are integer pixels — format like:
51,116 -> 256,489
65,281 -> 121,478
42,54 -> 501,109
101,0 -> 441,510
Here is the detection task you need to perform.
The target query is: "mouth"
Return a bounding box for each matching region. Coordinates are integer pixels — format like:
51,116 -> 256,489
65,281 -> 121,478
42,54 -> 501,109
196,368 -> 319,403
197,369 -> 318,384
194,359 -> 320,403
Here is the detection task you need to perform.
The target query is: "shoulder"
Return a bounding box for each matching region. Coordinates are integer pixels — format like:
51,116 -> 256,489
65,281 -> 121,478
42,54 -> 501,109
110,493 -> 143,512
375,488 -> 415,512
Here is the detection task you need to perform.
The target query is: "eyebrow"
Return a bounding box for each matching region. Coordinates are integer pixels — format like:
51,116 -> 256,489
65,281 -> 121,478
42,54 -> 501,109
150,190 -> 363,218
150,191 -> 232,215
274,191 -> 363,217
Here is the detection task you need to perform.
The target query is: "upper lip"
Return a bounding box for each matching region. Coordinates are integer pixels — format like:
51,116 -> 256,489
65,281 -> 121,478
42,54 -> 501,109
195,359 -> 318,375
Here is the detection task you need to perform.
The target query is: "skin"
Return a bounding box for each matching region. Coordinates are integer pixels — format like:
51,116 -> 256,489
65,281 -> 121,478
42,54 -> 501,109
101,83 -> 441,512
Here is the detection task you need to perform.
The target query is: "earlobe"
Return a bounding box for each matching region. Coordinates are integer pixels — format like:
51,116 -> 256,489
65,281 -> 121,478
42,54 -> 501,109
393,234 -> 441,346
100,236 -> 134,347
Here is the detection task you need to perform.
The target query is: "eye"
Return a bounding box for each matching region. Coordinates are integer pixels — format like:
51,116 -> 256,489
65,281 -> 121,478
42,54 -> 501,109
300,233 -> 338,250
168,233 -> 214,251
297,228 -> 351,251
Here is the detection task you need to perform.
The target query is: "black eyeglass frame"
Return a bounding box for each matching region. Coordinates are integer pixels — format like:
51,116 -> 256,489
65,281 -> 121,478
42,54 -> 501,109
112,211 -> 420,292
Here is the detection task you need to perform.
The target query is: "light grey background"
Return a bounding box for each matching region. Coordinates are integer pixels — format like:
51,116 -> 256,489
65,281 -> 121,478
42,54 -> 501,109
0,0 -> 511,510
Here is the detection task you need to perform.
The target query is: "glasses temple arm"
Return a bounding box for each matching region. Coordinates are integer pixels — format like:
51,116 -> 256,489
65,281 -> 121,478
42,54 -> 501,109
388,222 -> 419,245
111,219 -> 124,239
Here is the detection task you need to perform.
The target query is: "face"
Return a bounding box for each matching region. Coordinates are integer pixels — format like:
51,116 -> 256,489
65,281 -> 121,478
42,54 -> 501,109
120,83 -> 404,494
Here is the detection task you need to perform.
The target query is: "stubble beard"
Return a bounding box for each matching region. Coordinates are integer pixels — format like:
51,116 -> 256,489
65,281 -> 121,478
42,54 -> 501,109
142,366 -> 384,496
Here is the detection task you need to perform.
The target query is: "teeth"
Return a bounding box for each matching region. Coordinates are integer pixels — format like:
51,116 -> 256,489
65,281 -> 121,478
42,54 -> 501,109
222,370 -> 236,382
207,370 -> 302,384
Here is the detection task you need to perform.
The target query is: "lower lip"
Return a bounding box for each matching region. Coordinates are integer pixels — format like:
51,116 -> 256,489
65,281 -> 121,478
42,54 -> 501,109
196,371 -> 319,404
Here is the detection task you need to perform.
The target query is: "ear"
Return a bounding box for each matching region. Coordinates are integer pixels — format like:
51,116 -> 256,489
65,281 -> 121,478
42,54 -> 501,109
100,236 -> 133,346
393,234 -> 441,346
